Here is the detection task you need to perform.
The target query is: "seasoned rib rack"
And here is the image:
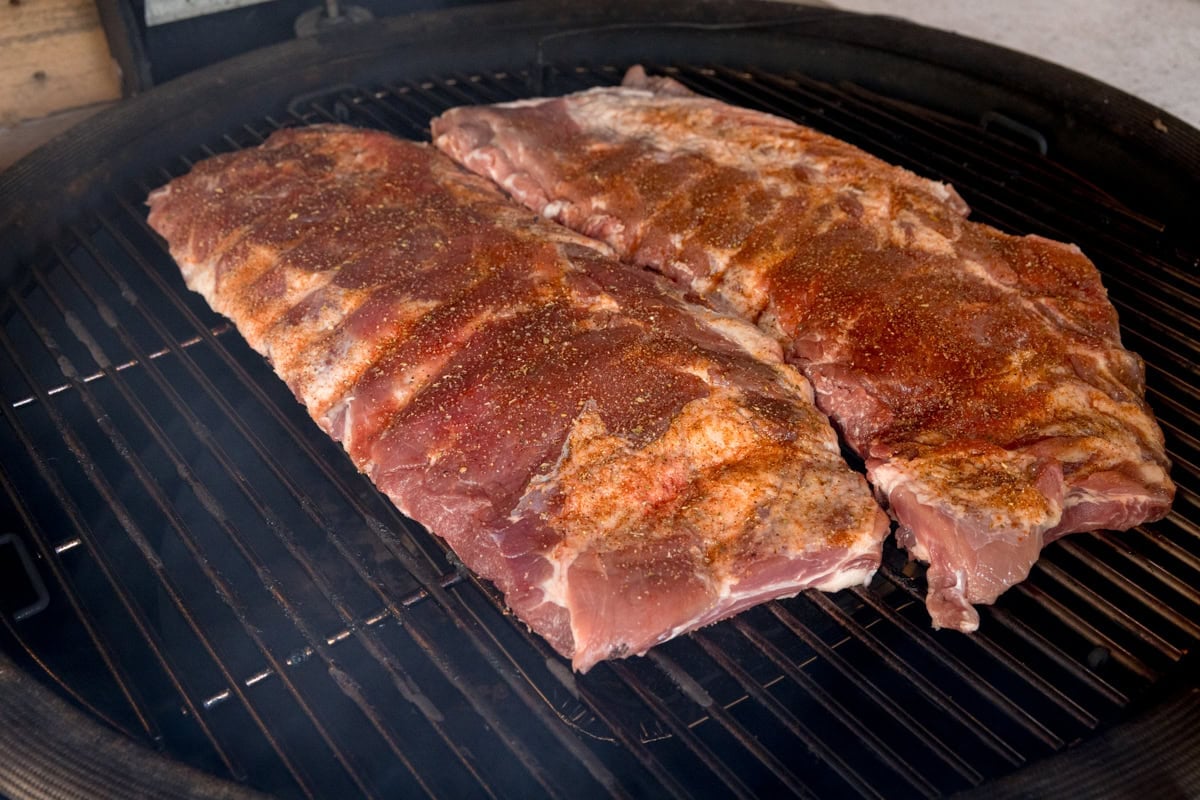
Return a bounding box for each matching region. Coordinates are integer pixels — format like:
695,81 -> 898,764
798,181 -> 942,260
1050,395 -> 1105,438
432,67 -> 1174,633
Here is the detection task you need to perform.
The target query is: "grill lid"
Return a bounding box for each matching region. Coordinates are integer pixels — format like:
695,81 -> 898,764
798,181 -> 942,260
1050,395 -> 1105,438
1,2 -> 1198,798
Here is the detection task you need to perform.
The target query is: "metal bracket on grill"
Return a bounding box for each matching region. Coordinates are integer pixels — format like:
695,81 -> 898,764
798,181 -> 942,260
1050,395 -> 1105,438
980,111 -> 1050,155
0,534 -> 50,623
286,85 -> 360,121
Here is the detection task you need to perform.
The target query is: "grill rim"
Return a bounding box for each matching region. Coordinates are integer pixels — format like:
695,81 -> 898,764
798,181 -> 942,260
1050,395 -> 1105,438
0,650 -> 266,800
2,1 -> 1199,797
3,0 -> 1199,278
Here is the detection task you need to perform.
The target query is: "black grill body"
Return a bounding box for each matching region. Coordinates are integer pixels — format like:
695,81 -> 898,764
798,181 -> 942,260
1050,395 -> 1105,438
1,3 -> 1198,798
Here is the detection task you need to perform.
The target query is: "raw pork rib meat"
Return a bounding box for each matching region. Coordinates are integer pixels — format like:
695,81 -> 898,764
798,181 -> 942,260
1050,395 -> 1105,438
432,69 -> 1175,632
147,125 -> 888,671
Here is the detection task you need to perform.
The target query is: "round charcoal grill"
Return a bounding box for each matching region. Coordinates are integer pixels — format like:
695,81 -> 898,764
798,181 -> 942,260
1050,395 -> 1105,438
1,2 -> 1199,797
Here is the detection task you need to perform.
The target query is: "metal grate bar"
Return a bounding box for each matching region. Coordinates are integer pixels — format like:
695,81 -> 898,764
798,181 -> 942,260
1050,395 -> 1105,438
986,601 -> 1130,704
1003,579 -> 1158,681
0,460 -> 158,743
1107,307 -> 1200,370
453,538 -> 869,799
1132,372 -> 1200,444
847,585 -> 1066,749
72,212 -> 503,790
767,600 -> 983,786
1126,515 -> 1200,581
880,565 -> 1127,708
120,178 -> 628,799
985,562 -> 1167,684
448,72 -> 519,103
608,659 -> 758,800
872,568 -> 1102,725
414,72 -> 511,110
1,287 -> 315,797
52,236 -> 467,799
31,258 -> 378,793
1033,556 -> 1188,655
207,570 -> 465,693
805,591 -> 1025,766
731,616 -> 940,798
1152,408 -> 1200,479
458,70 -> 531,105
358,522 -> 629,799
1051,537 -> 1200,639
31,252 -> 389,798
827,78 -> 1165,232
0,378 -> 244,773
1151,526 -> 1200,611
690,630 -> 885,799
647,648 -> 818,798
363,89 -> 439,139
7,327 -> 227,410
448,564 -> 711,798
1124,326 -> 1200,388
568,686 -> 694,800
333,91 -> 415,139
379,79 -> 454,134
447,562 -> 713,798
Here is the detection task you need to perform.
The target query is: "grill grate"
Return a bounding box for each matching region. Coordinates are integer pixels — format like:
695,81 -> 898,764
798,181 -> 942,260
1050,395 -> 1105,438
1,60 -> 1198,799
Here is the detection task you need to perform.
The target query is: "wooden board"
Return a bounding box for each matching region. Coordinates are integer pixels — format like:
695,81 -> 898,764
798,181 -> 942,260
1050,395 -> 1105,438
1,0 -> 122,126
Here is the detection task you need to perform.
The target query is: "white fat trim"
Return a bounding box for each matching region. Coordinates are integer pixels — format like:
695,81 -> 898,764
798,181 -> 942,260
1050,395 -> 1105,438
907,538 -> 932,563
957,257 -> 1023,294
500,172 -> 530,196
806,565 -> 877,593
184,257 -> 218,303
929,182 -> 963,208
892,210 -> 956,256
692,308 -> 784,364
535,549 -> 576,613
542,200 -> 569,220
580,292 -> 621,315
492,87 -> 656,112
330,395 -> 354,451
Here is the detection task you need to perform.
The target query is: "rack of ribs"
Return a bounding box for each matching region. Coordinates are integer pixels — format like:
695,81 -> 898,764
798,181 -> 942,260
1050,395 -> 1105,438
433,68 -> 1175,632
147,125 -> 889,671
